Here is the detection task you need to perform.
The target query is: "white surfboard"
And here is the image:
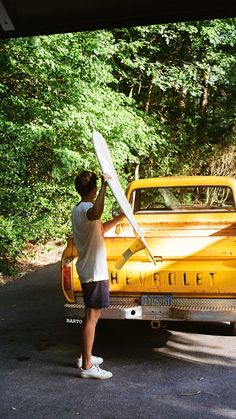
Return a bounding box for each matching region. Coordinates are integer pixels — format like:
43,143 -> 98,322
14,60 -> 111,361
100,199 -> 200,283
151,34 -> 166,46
92,130 -> 158,268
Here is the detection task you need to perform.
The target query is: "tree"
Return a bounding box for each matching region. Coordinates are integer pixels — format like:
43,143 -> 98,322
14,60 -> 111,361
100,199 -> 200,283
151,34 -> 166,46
0,19 -> 235,273
111,20 -> 236,175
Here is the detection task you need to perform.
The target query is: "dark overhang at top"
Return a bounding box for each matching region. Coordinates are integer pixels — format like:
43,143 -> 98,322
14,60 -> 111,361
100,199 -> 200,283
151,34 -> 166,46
0,0 -> 236,40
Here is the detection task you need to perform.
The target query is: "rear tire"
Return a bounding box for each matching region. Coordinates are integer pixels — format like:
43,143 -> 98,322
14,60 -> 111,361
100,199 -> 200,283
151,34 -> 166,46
230,322 -> 236,335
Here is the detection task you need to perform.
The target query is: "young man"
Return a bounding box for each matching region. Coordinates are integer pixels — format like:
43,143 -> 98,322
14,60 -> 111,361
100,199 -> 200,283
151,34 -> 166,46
72,170 -> 124,379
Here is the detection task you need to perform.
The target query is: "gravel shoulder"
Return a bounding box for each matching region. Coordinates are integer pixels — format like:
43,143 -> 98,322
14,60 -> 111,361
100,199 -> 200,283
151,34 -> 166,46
0,240 -> 64,287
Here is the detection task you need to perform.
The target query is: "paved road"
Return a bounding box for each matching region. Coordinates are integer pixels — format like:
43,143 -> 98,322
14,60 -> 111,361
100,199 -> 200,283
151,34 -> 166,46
0,262 -> 236,419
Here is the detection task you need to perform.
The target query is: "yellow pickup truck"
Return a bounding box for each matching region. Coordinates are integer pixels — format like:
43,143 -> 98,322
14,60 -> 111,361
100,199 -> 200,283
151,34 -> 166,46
61,176 -> 236,334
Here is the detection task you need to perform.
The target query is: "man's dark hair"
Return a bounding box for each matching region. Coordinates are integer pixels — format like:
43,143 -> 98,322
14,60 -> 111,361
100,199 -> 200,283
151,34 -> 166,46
74,171 -> 98,197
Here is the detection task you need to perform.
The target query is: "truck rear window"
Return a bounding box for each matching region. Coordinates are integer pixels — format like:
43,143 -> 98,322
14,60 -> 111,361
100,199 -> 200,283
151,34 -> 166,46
130,186 -> 236,212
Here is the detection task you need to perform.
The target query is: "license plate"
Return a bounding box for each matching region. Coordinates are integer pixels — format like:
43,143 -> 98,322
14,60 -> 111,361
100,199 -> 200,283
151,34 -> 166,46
141,294 -> 172,306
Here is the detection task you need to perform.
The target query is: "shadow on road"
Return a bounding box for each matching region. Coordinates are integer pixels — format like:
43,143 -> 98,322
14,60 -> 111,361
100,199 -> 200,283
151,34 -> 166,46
165,320 -> 233,336
0,261 -> 233,357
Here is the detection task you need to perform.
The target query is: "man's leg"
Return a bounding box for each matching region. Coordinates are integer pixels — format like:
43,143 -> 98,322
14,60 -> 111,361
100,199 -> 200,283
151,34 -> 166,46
81,307 -> 101,370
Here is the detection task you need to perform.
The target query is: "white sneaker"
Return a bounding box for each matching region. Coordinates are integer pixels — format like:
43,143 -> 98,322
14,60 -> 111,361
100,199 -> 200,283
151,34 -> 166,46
78,364 -> 113,380
76,355 -> 103,369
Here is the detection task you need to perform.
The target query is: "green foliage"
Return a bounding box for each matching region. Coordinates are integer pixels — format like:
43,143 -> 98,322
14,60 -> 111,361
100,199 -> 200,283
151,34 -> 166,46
0,19 -> 235,273
111,19 -> 236,174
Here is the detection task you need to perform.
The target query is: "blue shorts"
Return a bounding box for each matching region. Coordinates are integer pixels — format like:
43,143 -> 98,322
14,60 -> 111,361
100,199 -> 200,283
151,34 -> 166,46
81,280 -> 110,309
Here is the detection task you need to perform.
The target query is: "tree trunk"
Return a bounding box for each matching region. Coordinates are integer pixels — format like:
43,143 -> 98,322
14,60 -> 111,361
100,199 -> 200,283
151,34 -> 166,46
201,67 -> 210,113
129,84 -> 134,98
179,88 -> 187,110
145,81 -> 153,113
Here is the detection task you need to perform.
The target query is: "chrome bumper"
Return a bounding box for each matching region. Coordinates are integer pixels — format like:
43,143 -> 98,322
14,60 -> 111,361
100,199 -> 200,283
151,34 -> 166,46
65,297 -> 236,322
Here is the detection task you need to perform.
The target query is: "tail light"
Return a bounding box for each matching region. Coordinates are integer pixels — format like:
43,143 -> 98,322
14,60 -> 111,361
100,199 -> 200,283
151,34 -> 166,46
63,257 -> 73,290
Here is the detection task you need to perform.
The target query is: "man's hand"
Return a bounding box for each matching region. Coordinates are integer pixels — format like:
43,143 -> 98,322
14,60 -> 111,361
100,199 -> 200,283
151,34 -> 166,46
101,173 -> 112,187
103,212 -> 125,233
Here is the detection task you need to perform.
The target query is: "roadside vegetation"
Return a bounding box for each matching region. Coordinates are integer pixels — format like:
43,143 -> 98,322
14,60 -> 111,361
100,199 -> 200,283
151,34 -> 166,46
0,19 -> 235,274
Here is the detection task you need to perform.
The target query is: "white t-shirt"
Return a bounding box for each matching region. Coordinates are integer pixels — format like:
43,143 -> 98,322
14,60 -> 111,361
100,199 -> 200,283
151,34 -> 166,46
71,201 -> 109,283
